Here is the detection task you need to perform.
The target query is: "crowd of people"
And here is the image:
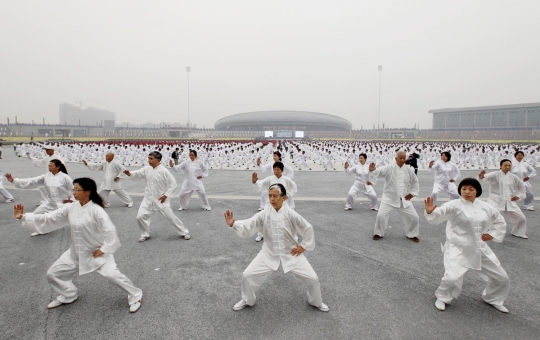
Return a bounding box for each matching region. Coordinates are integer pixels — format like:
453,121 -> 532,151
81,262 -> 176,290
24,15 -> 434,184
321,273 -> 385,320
3,139 -> 538,315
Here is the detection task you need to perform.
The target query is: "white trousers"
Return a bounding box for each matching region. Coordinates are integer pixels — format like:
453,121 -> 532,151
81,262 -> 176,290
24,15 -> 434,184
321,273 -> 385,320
345,184 -> 379,210
99,189 -> 133,206
46,249 -> 142,305
522,185 -> 534,210
374,200 -> 419,238
298,160 -> 310,169
136,205 -> 190,237
501,209 -> 527,237
435,252 -> 509,307
431,183 -> 460,205
241,253 -> 323,308
179,188 -> 210,210
0,188 -> 13,200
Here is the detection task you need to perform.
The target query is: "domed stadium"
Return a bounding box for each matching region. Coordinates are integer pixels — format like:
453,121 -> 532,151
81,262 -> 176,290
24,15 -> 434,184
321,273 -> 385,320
214,111 -> 352,132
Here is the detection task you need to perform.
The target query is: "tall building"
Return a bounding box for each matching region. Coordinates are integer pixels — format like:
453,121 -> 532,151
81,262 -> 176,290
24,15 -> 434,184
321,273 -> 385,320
59,103 -> 116,128
429,102 -> 540,129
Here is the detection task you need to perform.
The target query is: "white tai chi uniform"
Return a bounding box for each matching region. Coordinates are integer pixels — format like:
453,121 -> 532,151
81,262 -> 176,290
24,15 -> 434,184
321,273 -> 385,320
428,160 -> 460,205
231,204 -> 324,308
85,160 -> 133,207
255,174 -> 297,209
128,164 -> 190,238
511,159 -> 536,210
171,159 -> 211,210
257,162 -> 295,209
344,163 -> 379,210
425,198 -> 509,308
20,201 -> 142,306
480,170 -> 527,238
0,170 -> 14,201
370,163 -> 420,238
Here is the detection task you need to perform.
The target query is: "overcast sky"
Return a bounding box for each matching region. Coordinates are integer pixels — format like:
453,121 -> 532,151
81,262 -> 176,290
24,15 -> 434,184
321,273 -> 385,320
1,0 -> 539,129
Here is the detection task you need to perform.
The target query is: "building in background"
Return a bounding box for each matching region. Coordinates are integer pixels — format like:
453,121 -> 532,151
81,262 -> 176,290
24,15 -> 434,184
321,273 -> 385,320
59,103 -> 116,128
429,103 -> 540,130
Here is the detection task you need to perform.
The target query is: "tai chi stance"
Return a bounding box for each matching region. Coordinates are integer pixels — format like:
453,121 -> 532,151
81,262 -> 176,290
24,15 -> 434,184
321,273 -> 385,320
224,183 -> 329,312
13,178 -> 143,313
428,151 -> 460,205
369,151 -> 420,242
511,151 -> 536,211
343,153 -> 379,211
479,159 -> 528,239
169,149 -> 211,211
424,178 -> 510,313
124,151 -> 190,242
84,152 -> 133,208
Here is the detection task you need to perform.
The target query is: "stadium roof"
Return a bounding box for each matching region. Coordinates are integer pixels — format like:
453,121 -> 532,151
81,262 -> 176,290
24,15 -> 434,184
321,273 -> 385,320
214,110 -> 352,130
429,102 -> 540,114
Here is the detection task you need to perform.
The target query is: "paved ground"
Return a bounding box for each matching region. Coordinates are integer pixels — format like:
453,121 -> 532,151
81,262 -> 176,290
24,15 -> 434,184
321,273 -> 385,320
1,152 -> 539,340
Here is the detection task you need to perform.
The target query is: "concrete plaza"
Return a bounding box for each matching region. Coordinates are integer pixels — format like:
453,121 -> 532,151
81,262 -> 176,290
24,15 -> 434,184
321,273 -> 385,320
1,152 -> 539,339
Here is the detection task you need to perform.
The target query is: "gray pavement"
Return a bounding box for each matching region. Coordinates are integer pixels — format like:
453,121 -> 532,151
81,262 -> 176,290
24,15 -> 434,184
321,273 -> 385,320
1,152 -> 539,340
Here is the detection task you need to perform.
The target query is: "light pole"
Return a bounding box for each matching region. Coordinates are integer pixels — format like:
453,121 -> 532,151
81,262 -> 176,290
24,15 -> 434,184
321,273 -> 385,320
186,66 -> 191,132
378,65 -> 382,130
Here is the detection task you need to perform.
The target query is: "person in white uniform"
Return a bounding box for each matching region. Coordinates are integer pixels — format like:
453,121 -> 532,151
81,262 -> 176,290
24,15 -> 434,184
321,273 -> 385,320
224,183 -> 329,312
124,151 -> 191,242
256,151 -> 294,211
83,152 -> 133,208
343,153 -> 379,211
479,159 -> 528,239
424,178 -> 510,313
6,159 -> 74,237
168,149 -> 211,211
428,151 -> 461,205
0,167 -> 14,203
369,151 -> 420,242
511,151 -> 536,211
12,177 -> 143,313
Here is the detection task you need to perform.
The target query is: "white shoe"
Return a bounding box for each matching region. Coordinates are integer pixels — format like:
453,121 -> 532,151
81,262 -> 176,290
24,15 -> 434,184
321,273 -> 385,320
315,302 -> 329,312
526,207 -> 535,211
30,232 -> 40,237
257,207 -> 264,211
104,204 -> 111,208
5,198 -> 14,203
255,235 -> 263,242
47,298 -> 75,309
183,234 -> 191,240
178,208 -> 185,211
127,203 -> 133,208
203,207 -> 212,211
233,299 -> 248,311
511,234 -> 528,239
490,303 -> 509,313
435,299 -> 445,311
130,300 -> 142,313
138,236 -> 151,243
344,207 -> 352,210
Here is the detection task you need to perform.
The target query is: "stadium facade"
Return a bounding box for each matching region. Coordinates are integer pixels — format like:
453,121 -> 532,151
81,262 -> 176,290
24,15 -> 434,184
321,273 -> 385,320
214,110 -> 352,138
429,102 -> 540,129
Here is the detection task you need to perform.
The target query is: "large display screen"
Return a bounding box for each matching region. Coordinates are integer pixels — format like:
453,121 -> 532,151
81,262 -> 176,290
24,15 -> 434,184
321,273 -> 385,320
276,130 -> 293,138
264,131 -> 274,137
295,131 -> 304,138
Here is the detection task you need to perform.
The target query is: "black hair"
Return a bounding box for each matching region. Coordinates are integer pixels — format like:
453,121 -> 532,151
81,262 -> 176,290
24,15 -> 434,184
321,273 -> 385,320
149,151 -> 162,160
272,161 -> 284,171
50,159 -> 68,174
458,178 -> 482,197
268,183 -> 287,197
441,151 -> 452,161
514,151 -> 524,158
190,149 -> 198,157
359,153 -> 367,160
73,177 -> 104,208
273,151 -> 282,161
500,159 -> 511,166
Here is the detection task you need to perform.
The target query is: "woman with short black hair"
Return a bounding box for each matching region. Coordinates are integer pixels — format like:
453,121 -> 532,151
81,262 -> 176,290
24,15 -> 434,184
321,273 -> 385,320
13,177 -> 143,313
428,152 -> 460,205
424,178 -> 510,313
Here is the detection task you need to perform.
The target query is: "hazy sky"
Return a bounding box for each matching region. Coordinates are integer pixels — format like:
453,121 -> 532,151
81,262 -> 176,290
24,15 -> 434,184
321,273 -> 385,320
1,0 -> 539,129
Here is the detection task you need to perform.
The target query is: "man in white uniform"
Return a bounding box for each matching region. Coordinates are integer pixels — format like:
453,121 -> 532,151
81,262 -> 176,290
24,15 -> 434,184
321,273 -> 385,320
124,151 -> 191,242
84,153 -> 133,208
224,183 -> 329,312
369,151 -> 420,242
